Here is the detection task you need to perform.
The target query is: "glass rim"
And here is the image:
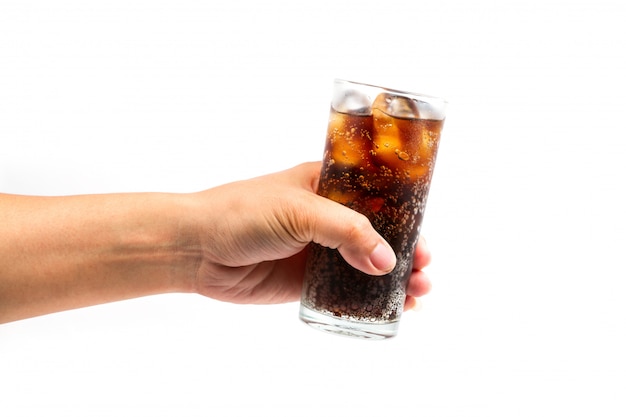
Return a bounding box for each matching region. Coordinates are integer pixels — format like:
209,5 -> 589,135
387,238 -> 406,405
335,78 -> 448,105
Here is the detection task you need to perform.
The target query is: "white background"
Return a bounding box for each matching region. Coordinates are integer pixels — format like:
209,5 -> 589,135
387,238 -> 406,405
1,0 -> 625,416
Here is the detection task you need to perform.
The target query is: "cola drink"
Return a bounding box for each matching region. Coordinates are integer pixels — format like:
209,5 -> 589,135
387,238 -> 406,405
299,80 -> 446,339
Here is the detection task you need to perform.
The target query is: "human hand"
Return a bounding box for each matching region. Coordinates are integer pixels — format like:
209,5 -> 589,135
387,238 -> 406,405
186,162 -> 432,310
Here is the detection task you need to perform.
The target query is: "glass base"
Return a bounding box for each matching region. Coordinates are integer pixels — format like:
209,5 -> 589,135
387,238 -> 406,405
299,304 -> 400,340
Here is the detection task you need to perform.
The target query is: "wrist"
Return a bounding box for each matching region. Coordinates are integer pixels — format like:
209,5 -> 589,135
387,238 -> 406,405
132,192 -> 201,295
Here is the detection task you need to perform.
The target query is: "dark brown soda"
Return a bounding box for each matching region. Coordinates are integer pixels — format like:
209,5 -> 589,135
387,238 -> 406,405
301,107 -> 444,323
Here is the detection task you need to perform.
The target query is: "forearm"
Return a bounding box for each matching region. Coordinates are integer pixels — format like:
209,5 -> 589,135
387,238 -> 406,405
0,193 -> 198,323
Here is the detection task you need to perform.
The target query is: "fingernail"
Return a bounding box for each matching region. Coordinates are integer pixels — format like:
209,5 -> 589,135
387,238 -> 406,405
370,242 -> 396,273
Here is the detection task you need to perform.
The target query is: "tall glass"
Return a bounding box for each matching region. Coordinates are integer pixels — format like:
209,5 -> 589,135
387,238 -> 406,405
299,79 -> 446,339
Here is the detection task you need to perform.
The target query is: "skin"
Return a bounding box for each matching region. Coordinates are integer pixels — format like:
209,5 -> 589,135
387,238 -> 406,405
0,162 -> 431,324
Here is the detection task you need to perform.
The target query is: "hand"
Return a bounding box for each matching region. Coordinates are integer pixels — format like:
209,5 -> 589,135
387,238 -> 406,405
0,162 -> 431,323
187,162 -> 432,309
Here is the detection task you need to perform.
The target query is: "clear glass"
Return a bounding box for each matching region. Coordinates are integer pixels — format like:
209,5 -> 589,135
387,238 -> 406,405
299,79 -> 447,339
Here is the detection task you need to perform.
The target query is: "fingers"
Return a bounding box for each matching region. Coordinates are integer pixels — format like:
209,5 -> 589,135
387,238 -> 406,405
306,198 -> 433,296
404,296 -> 419,311
305,196 -> 397,276
407,236 -> 433,296
404,269 -> 431,311
286,163 -> 434,312
281,164 -> 395,276
404,236 -> 433,310
406,269 -> 432,298
414,235 -> 432,270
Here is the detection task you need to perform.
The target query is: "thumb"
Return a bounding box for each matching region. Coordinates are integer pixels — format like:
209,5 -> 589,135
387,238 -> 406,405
302,195 -> 397,276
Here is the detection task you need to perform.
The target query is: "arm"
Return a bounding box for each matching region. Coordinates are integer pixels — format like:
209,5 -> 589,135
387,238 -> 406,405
0,192 -> 197,323
0,162 -> 430,324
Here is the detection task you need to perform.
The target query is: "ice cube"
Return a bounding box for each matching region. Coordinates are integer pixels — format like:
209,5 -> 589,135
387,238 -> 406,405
372,93 -> 420,119
372,133 -> 404,161
326,111 -> 374,167
332,89 -> 372,116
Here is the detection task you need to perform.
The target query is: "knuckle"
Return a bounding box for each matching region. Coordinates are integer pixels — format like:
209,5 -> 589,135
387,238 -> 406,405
344,212 -> 372,242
